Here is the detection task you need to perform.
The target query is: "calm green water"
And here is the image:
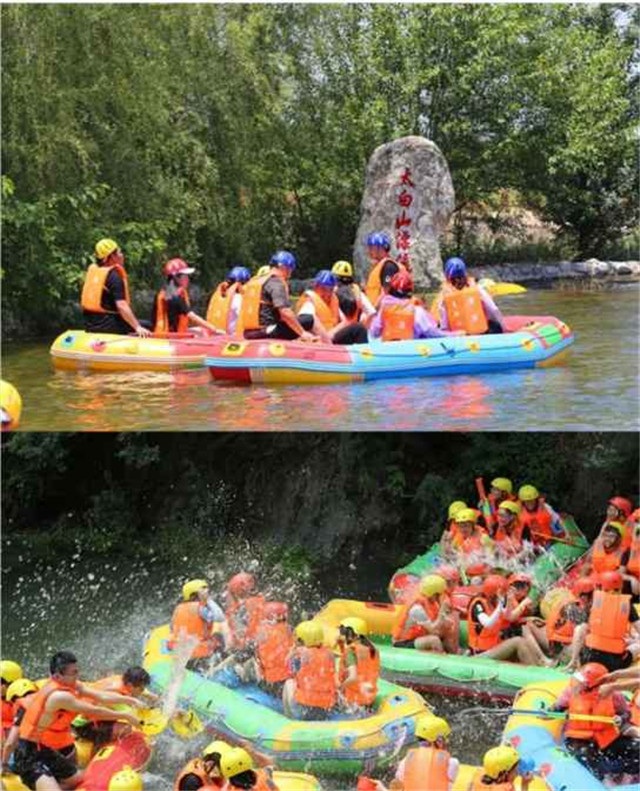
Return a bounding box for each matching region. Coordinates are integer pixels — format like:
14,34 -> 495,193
2,554 -> 505,790
3,287 -> 638,431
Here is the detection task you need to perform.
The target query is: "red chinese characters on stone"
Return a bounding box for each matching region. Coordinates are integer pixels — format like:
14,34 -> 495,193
400,168 -> 415,188
395,210 -> 412,229
397,252 -> 411,266
396,230 -> 412,250
397,189 -> 413,208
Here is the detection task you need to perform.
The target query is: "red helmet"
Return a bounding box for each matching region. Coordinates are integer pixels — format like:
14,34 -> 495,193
483,575 -> 509,597
434,565 -> 461,584
227,572 -> 256,597
466,563 -> 489,578
508,573 -> 531,587
389,271 -> 414,295
598,570 -> 623,591
573,577 -> 596,595
263,602 -> 288,621
608,497 -> 633,519
576,662 -> 608,689
164,258 -> 195,278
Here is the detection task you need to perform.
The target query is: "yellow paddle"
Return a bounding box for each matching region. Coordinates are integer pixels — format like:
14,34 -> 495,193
478,278 -> 527,297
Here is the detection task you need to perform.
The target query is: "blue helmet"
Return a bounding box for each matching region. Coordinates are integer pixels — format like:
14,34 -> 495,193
444,257 -> 467,280
313,270 -> 337,288
228,266 -> 251,284
270,250 -> 297,269
366,231 -> 391,251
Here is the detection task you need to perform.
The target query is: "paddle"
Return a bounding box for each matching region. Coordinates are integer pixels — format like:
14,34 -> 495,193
478,279 -> 527,297
475,477 -> 495,529
530,530 -> 589,549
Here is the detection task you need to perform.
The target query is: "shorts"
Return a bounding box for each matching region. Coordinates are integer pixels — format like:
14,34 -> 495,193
580,647 -> 632,672
244,315 -> 314,341
14,739 -> 77,791
392,640 -> 415,649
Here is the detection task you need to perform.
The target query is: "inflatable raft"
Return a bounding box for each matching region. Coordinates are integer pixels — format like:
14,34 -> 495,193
311,600 -> 567,701
50,330 -> 216,372
204,315 -> 573,385
143,624 -> 432,775
503,679 -> 640,791
388,515 -> 589,605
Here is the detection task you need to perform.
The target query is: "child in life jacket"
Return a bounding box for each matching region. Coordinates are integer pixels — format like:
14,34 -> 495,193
467,745 -> 534,791
336,617 -> 380,712
282,621 -> 337,721
372,716 -> 460,791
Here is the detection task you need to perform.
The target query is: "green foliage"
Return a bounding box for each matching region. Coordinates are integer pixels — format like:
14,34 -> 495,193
2,5 -> 636,333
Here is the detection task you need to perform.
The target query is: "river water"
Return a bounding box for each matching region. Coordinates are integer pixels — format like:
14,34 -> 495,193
2,551 -> 506,790
2,286 -> 638,431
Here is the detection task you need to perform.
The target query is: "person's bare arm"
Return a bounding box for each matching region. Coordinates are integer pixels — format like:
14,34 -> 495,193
115,300 -> 151,336
49,691 -> 140,726
279,307 -> 316,342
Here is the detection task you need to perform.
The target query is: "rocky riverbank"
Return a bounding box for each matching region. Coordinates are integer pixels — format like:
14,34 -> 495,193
471,258 -> 640,284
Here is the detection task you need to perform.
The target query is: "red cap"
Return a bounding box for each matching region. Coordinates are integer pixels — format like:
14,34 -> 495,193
598,570 -> 623,591
389,271 -> 414,295
164,258 -> 195,277
609,497 -> 633,519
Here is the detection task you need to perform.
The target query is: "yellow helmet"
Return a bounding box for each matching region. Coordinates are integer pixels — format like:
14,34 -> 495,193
455,508 -> 477,524
340,617 -> 368,637
483,745 -> 520,779
491,478 -> 513,494
518,485 -> 539,502
415,715 -> 451,742
498,500 -> 521,515
419,575 -> 446,598
220,747 -> 254,779
6,678 -> 37,702
256,265 -> 271,277
331,260 -> 353,278
295,620 -> 324,647
203,739 -> 231,759
182,579 -> 208,601
448,500 -> 468,520
108,766 -> 144,791
605,521 -> 626,537
95,238 -> 119,260
0,661 -> 23,684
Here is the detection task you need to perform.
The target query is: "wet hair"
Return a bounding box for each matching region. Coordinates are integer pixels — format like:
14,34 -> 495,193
50,651 -> 77,676
337,275 -> 354,286
123,667 -> 151,688
229,770 -> 258,790
180,775 -> 205,790
337,286 -> 359,320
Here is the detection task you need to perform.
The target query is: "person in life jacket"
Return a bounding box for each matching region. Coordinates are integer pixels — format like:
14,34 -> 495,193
435,257 -> 505,336
500,574 -> 534,640
73,666 -> 159,746
370,271 -> 459,342
444,501 -> 468,542
282,621 -> 337,720
81,238 -> 151,336
1,660 -> 23,740
152,258 -> 218,335
587,522 -> 630,578
623,521 -> 640,598
332,260 -> 377,327
336,618 -> 380,710
2,678 -> 37,767
600,497 -> 634,546
468,576 -> 553,666
493,501 -> 532,558
597,665 -> 640,740
240,251 -> 317,342
517,485 -> 565,547
364,231 -> 405,307
225,573 -> 266,682
551,662 -> 638,781
373,716 -> 460,791
169,579 -> 229,673
448,508 -> 492,555
206,266 -> 252,336
468,745 -> 534,791
13,651 -> 141,791
220,747 -> 280,791
252,602 -> 294,693
297,269 -> 371,345
175,739 -> 231,790
392,575 -> 459,654
479,478 -> 515,533
545,577 -> 596,662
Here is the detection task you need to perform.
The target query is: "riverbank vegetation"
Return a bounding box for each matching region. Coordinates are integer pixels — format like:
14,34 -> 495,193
2,4 -> 637,334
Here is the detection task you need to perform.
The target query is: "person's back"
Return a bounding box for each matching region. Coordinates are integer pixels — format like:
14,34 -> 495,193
82,239 -> 132,335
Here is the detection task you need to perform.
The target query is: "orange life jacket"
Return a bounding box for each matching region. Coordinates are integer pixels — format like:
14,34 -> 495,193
18,679 -> 78,750
154,287 -> 190,333
339,643 -> 380,707
206,282 -> 241,333
452,530 -> 485,554
293,646 -> 337,710
585,591 -> 631,654
519,499 -> 554,545
546,595 -> 579,645
90,675 -> 132,696
494,520 -> 524,556
403,745 -> 450,791
470,771 -> 513,791
392,595 -> 440,643
168,601 -> 216,659
240,272 -> 289,332
631,689 -> 640,727
253,768 -> 279,791
565,688 -> 618,748
226,595 -> 266,649
591,539 -> 624,574
295,290 -> 340,330
442,286 -> 488,335
380,301 -> 415,341
364,259 -> 405,305
482,492 -> 516,531
468,596 -> 505,652
81,263 -> 131,313
2,697 -> 13,734
256,622 -> 294,684
628,534 -> 640,579
174,758 -> 222,791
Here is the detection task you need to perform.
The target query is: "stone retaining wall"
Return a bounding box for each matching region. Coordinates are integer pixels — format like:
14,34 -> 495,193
470,258 -> 640,283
